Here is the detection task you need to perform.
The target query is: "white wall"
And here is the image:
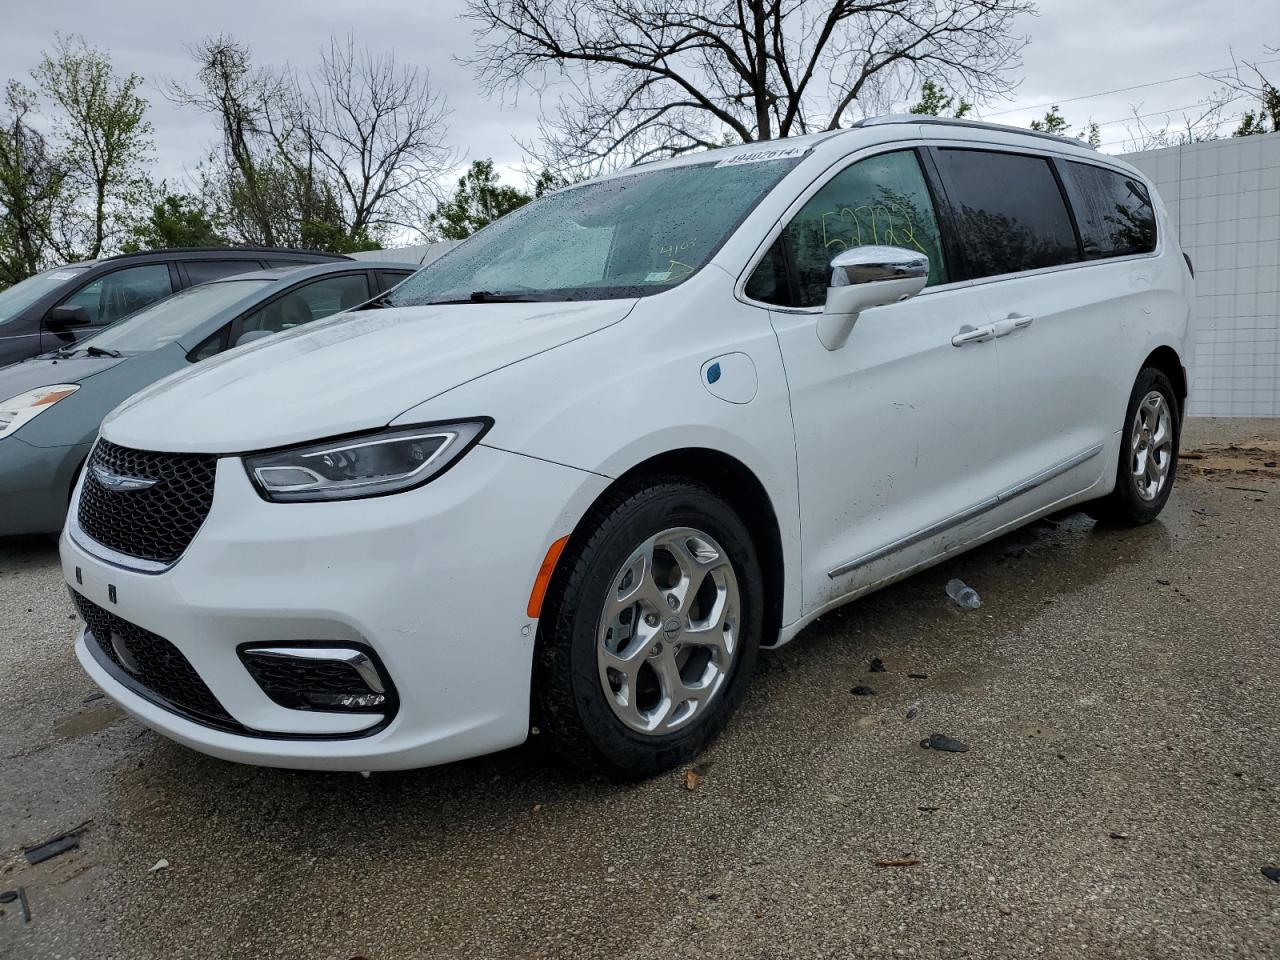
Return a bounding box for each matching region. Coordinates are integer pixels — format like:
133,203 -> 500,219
1123,133 -> 1280,417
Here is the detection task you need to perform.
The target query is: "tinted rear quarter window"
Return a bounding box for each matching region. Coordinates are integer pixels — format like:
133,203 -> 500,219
1063,162 -> 1157,258
935,149 -> 1079,278
185,260 -> 263,284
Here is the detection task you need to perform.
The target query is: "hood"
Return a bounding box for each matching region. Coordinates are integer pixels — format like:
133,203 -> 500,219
103,299 -> 636,452
0,354 -> 128,398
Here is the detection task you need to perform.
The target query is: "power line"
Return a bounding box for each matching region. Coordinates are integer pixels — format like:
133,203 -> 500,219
979,56 -> 1280,120
1089,94 -> 1245,130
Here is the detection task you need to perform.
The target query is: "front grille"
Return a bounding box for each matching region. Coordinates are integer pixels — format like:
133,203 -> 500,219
77,439 -> 217,564
73,592 -> 242,733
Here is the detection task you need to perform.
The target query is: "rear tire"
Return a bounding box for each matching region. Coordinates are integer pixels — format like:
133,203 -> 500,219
535,478 -> 764,779
1086,367 -> 1180,526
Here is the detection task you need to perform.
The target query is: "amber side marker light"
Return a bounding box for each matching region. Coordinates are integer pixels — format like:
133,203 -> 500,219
527,535 -> 570,619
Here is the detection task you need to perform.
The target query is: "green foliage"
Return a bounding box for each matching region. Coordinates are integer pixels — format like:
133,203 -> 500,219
121,192 -> 225,252
299,219 -> 381,254
32,34 -> 154,259
909,80 -> 972,118
429,159 -> 532,240
1029,105 -> 1070,136
1233,82 -> 1279,136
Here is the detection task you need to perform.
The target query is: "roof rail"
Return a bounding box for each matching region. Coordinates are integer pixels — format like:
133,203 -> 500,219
98,246 -> 353,263
850,114 -> 1092,149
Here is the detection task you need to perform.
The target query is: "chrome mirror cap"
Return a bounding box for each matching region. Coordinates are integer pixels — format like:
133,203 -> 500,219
818,245 -> 930,351
829,245 -> 929,287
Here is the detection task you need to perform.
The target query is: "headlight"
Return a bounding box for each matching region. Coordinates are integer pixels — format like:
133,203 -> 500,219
0,385 -> 80,440
244,420 -> 491,502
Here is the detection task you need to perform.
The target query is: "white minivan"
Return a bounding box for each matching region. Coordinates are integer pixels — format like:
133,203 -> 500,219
61,116 -> 1192,778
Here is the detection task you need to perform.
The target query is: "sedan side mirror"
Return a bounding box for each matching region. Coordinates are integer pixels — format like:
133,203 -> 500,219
44,305 -> 92,328
817,246 -> 929,350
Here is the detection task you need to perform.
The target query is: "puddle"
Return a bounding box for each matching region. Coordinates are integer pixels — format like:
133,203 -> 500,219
53,703 -> 124,740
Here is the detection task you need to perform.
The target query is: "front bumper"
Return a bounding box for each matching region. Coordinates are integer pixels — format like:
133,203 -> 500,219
0,436 -> 90,536
61,443 -> 609,771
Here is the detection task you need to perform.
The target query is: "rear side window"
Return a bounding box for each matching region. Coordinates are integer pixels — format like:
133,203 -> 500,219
748,149 -> 949,307
1063,162 -> 1156,259
185,260 -> 263,284
934,149 -> 1079,278
236,273 -> 370,339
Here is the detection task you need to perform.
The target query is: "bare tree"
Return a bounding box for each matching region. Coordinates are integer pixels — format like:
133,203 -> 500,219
1120,96 -> 1231,152
165,36 -> 296,246
0,82 -> 66,285
33,34 -> 153,259
1211,47 -> 1279,135
465,0 -> 1035,174
169,35 -> 451,248
302,37 -> 453,240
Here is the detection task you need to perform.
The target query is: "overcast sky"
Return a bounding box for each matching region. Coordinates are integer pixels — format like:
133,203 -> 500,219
1,0 -> 1275,192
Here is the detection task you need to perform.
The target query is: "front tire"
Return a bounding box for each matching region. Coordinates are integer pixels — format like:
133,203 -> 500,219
535,479 -> 764,779
1086,367 -> 1180,525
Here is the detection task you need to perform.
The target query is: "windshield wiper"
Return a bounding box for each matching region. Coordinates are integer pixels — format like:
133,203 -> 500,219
425,290 -> 563,305
51,344 -> 122,359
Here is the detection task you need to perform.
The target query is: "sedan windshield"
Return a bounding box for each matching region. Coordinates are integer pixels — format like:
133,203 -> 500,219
78,279 -> 271,354
388,153 -> 806,305
0,266 -> 91,327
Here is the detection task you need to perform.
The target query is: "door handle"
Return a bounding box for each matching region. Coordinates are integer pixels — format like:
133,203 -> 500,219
951,324 -> 996,347
993,314 -> 1035,337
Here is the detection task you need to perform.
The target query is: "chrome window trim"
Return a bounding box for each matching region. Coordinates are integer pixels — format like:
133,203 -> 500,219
734,137 -> 1163,313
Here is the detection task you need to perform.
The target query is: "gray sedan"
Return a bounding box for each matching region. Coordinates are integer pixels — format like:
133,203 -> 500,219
0,260 -> 415,536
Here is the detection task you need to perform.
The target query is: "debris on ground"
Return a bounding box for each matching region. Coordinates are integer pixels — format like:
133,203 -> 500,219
82,692 -> 105,703
0,888 -> 32,922
1181,442 -> 1280,478
850,685 -> 875,696
1263,866 -> 1280,883
905,701 -> 921,720
869,657 -> 886,673
148,859 -> 169,874
945,579 -> 982,609
684,770 -> 702,791
918,805 -> 940,812
873,857 -> 920,867
908,673 -> 929,680
23,820 -> 91,865
1110,832 -> 1129,840
920,734 -> 970,753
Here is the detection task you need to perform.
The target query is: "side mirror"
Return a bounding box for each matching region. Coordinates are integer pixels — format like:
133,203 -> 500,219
816,246 -> 929,351
44,305 -> 92,328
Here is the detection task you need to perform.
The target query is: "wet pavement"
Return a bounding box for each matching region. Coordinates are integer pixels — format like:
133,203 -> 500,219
2,418 -> 1278,959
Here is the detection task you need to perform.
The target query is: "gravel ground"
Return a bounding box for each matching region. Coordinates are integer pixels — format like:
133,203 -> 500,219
1,417 -> 1278,960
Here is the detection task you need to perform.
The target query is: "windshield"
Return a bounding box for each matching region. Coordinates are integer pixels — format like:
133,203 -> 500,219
79,279 -> 271,354
0,266 -> 91,327
388,154 -> 805,305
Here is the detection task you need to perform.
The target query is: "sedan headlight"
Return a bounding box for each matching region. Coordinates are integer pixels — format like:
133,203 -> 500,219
0,385 -> 80,440
244,420 -> 491,502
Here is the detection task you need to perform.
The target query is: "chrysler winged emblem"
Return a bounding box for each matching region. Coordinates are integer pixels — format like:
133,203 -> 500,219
91,463 -> 157,492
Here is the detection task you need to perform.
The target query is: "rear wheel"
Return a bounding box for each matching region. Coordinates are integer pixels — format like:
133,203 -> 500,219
535,479 -> 764,779
1086,367 -> 1180,525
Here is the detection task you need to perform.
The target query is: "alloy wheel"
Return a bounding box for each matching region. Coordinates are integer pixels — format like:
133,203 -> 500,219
1130,390 -> 1174,501
596,527 -> 739,735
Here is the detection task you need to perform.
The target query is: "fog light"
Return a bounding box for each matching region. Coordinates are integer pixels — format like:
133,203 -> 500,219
239,645 -> 396,714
